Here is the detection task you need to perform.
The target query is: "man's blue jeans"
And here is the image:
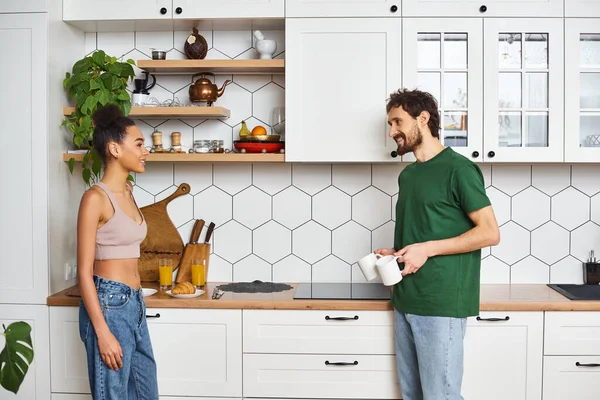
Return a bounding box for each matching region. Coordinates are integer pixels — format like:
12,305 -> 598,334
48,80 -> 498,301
79,275 -> 159,399
394,309 -> 467,400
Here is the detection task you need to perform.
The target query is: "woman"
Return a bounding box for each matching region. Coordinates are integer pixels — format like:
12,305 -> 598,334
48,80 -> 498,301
77,104 -> 158,399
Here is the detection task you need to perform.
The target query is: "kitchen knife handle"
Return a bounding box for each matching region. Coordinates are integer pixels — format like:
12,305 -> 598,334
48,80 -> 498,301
325,315 -> 359,321
191,219 -> 205,243
204,222 -> 216,243
476,316 -> 510,322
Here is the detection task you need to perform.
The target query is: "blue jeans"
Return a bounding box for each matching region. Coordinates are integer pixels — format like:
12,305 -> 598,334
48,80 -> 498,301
79,275 -> 159,399
394,309 -> 467,400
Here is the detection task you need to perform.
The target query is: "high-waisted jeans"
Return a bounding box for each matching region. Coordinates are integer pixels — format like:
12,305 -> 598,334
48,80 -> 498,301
79,275 -> 159,399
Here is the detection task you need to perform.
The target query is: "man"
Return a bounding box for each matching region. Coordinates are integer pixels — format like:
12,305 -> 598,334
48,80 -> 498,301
375,88 -> 500,400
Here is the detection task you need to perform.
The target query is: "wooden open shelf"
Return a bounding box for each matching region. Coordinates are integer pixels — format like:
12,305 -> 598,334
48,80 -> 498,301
137,59 -> 285,74
63,152 -> 284,163
63,106 -> 230,118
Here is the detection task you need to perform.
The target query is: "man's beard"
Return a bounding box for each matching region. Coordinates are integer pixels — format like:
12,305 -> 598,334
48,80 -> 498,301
393,123 -> 423,156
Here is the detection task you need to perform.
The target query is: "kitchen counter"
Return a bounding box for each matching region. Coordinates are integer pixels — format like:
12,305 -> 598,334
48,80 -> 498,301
46,283 -> 600,311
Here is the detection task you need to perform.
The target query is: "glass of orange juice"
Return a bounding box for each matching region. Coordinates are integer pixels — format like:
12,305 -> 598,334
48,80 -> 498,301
191,259 -> 206,289
158,259 -> 173,290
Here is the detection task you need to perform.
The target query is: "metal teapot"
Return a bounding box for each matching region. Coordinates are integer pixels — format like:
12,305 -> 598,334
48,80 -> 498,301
189,72 -> 231,106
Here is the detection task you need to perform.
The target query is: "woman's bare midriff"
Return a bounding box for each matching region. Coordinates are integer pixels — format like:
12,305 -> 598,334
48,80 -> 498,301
94,259 -> 141,290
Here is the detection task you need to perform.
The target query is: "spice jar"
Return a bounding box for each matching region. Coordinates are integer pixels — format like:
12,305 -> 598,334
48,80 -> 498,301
151,130 -> 164,152
171,132 -> 182,152
211,139 -> 224,153
193,140 -> 211,153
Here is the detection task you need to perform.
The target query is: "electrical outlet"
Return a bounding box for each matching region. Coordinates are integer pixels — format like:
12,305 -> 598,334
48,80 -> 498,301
64,262 -> 76,280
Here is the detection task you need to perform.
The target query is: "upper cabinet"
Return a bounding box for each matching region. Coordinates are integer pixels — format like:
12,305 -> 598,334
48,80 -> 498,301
483,18 -> 564,162
565,0 -> 600,17
565,18 -> 600,163
402,18 -> 483,163
173,0 -> 283,19
403,0 -> 563,17
0,0 -> 47,13
286,0 -> 400,18
63,0 -> 173,21
285,18 -> 401,162
0,13 -> 49,304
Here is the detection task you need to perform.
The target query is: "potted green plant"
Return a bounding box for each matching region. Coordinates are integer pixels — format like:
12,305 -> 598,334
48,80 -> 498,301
62,50 -> 136,186
0,322 -> 34,394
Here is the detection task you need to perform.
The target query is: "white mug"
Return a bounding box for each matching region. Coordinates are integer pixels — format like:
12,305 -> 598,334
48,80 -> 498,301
375,255 -> 403,286
132,92 -> 149,106
357,253 -> 382,281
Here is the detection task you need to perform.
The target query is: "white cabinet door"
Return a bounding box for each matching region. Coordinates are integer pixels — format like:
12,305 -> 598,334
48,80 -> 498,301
564,19 -> 600,163
565,0 -> 600,16
174,0 -> 284,18
0,305 -> 50,400
483,18 -> 564,162
243,354 -> 401,399
146,308 -> 242,398
545,311 -> 600,355
0,13 -> 48,305
0,0 -> 47,13
286,0 -> 400,17
403,0 -> 563,17
543,356 -> 600,399
462,311 -> 543,400
285,18 -> 401,162
402,18 -> 483,163
62,0 -> 172,21
49,307 -> 90,394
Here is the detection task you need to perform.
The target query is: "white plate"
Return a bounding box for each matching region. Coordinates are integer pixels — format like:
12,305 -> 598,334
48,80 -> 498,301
166,289 -> 205,298
141,288 -> 157,297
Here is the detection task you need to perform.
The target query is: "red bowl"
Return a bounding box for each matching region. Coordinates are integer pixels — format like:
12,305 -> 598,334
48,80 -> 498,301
234,141 -> 284,153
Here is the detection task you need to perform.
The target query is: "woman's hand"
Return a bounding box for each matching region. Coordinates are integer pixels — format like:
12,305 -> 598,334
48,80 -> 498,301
374,248 -> 396,256
97,329 -> 123,371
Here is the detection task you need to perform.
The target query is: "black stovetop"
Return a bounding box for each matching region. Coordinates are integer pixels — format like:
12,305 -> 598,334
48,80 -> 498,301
293,282 -> 391,300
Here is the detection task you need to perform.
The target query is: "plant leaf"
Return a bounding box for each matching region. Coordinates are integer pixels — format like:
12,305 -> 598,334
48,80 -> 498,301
121,100 -> 132,116
84,95 -> 97,112
98,90 -> 109,106
127,174 -> 135,182
117,91 -> 130,101
92,50 -> 106,66
126,59 -> 135,65
68,157 -> 75,174
82,167 -> 91,186
0,322 -> 34,394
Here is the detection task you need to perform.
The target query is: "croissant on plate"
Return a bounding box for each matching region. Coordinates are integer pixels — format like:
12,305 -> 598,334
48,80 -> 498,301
172,281 -> 196,295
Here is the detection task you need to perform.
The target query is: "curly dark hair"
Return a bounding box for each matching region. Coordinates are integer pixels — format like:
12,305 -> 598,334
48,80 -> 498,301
92,104 -> 136,164
386,88 -> 440,139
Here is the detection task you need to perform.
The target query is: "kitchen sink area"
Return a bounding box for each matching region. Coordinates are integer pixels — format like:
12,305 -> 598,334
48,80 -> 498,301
547,284 -> 600,300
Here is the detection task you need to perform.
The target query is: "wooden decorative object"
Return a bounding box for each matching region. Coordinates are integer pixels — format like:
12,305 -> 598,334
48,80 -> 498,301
175,243 -> 211,283
184,28 -> 208,60
138,183 -> 190,281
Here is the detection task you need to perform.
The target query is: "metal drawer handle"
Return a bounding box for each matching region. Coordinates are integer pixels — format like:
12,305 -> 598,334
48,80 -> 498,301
476,316 -> 509,322
576,362 -> 600,367
146,313 -> 161,319
325,360 -> 358,366
325,315 -> 359,321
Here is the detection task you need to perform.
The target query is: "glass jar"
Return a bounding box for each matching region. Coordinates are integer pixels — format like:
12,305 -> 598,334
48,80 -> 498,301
211,139 -> 225,153
193,140 -> 211,153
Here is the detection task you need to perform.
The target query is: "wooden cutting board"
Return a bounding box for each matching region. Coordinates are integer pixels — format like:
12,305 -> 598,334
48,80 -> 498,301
138,183 -> 190,282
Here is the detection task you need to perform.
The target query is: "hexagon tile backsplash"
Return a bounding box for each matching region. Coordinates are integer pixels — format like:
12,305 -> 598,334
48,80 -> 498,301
85,31 -> 600,285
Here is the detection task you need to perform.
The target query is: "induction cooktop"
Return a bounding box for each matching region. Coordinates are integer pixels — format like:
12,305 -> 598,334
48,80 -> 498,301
293,282 -> 392,300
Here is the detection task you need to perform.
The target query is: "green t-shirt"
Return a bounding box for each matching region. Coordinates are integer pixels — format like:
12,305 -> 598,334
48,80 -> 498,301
391,147 -> 491,318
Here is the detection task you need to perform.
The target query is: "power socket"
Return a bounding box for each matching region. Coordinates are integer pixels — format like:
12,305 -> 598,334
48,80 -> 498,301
64,262 -> 77,280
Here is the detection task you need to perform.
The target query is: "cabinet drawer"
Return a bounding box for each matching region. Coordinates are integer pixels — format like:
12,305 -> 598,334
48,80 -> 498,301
243,310 -> 394,354
243,354 -> 401,399
543,356 -> 600,399
545,312 -> 600,355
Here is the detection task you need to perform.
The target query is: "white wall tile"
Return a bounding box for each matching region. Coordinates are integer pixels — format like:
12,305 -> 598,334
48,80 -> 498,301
273,187 -> 311,230
478,164 -> 491,188
512,187 -> 550,231
174,164 -> 212,195
570,222 -> 600,263
220,83 -> 253,125
253,82 -> 285,126
207,254 -> 233,282
352,187 -> 391,230
84,32 -> 97,55
135,31 -> 174,57
313,187 -> 351,230
550,256 -> 584,284
372,221 -> 395,252
492,222 -> 530,265
253,163 -> 291,195
332,164 -> 371,195
293,221 -> 331,264
272,74 -> 284,88
132,186 -> 155,208
213,30 -> 253,58
97,31 -> 135,59
372,164 -> 404,195
213,221 -> 251,263
193,186 -> 232,227
551,187 -> 590,231
511,256 -> 549,284
572,165 -> 600,196
486,187 -> 511,226
233,75 -> 271,93
292,164 -> 331,195
332,221 -> 371,265
253,221 -> 291,263
531,222 -> 570,265
136,163 -> 173,194
214,163 -> 251,195
491,165 -> 531,196
312,255 -> 351,282
480,256 -> 510,284
592,195 -> 600,224
233,254 -> 271,282
532,165 -> 570,196
273,255 -> 311,283
163,190 -> 193,228
233,186 -> 271,229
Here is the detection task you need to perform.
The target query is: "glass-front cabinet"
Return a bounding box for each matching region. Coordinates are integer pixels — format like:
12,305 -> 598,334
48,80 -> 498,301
483,19 -> 564,162
565,19 -> 600,163
403,19 -> 483,162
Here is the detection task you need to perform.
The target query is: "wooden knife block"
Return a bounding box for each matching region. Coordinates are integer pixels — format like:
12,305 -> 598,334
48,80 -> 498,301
175,243 -> 210,284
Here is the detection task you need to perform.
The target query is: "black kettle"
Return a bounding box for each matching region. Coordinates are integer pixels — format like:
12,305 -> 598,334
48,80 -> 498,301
134,71 -> 156,94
